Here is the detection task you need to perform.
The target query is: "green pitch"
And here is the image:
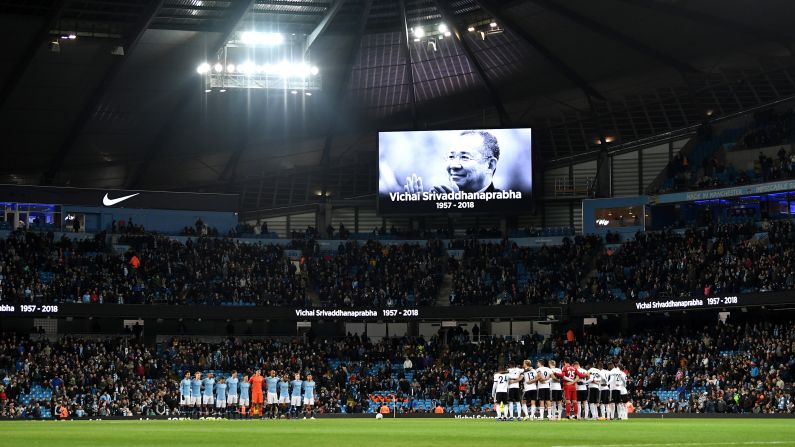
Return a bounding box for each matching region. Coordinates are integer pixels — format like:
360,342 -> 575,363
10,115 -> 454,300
3,418 -> 794,447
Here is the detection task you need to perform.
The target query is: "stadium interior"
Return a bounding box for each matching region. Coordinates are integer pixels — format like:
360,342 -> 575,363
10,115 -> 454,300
1,0 -> 795,435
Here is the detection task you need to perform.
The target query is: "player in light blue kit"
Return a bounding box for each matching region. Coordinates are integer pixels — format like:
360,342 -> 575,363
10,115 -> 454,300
239,374 -> 251,419
215,377 -> 227,417
190,372 -> 203,418
179,371 -> 192,415
290,373 -> 303,419
265,370 -> 279,419
202,372 -> 215,417
302,374 -> 316,420
226,371 -> 239,414
278,374 -> 290,418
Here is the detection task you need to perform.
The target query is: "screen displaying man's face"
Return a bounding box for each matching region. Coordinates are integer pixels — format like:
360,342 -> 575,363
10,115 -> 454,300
446,133 -> 495,192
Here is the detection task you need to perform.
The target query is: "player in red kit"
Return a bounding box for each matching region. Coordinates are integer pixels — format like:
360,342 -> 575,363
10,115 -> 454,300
561,359 -> 587,419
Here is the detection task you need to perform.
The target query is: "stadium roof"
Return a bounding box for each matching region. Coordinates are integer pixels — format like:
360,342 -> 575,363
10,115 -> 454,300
1,0 -> 795,212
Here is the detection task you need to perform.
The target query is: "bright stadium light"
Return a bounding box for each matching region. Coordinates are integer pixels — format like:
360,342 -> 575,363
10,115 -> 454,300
214,63 -> 223,73
467,25 -> 475,32
196,62 -> 210,74
226,64 -> 236,73
305,92 -> 312,96
413,27 -> 425,38
444,31 -> 451,37
490,21 -> 497,28
238,61 -> 255,75
290,90 -> 298,95
438,23 -> 448,33
240,31 -> 285,46
310,65 -> 319,75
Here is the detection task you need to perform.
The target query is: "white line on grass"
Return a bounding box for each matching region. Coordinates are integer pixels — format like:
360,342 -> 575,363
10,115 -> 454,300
553,442 -> 791,447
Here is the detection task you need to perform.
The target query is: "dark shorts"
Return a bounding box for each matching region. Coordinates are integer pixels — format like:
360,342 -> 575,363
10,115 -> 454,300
523,390 -> 537,402
551,390 -> 563,402
577,390 -> 588,402
611,390 -> 621,403
509,388 -> 522,402
495,392 -> 508,404
600,390 -> 610,404
588,388 -> 600,404
537,388 -> 551,402
620,393 -> 629,404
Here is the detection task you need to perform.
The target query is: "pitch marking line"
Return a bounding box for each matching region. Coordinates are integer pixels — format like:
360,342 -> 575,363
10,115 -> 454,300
554,442 -> 791,447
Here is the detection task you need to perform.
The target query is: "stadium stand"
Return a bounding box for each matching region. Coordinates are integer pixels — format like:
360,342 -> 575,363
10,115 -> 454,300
1,316 -> 792,418
656,107 -> 795,194
1,218 -> 793,306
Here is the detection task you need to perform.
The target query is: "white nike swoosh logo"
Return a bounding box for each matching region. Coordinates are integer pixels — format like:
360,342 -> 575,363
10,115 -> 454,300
102,193 -> 140,206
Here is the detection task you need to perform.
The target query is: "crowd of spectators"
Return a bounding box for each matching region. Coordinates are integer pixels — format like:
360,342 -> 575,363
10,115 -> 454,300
0,230 -> 307,306
660,108 -> 795,194
306,239 -> 444,307
1,315 -> 792,418
448,236 -> 602,305
591,221 -> 795,301
551,319 -> 795,414
0,334 -> 171,418
740,108 -> 795,150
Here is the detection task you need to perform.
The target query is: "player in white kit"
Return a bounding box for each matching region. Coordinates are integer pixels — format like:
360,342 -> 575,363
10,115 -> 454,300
491,367 -> 509,420
574,361 -> 590,419
507,362 -> 524,420
548,360 -> 563,420
611,362 -> 629,420
519,360 -> 538,420
586,362 -> 603,420
535,359 -> 553,420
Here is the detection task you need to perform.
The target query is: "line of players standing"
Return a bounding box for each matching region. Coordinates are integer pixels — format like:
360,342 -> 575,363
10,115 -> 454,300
179,369 -> 317,419
492,359 -> 629,421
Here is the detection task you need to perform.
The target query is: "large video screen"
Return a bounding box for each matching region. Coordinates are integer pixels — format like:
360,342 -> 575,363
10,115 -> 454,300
378,128 -> 533,214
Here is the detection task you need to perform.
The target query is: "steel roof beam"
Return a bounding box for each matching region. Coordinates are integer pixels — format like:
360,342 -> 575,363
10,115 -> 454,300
620,0 -> 793,55
41,0 -> 166,185
319,0 -> 372,195
128,0 -> 258,189
530,0 -> 699,75
398,0 -> 417,128
433,0 -> 511,126
473,0 -> 604,101
0,0 -> 68,113
303,0 -> 345,55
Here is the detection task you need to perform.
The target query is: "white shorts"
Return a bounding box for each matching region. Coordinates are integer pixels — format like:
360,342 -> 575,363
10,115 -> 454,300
267,392 -> 278,405
191,396 -> 200,406
227,394 -> 238,405
290,396 -> 302,407
180,395 -> 190,405
278,396 -> 290,404
239,397 -> 249,407
303,397 -> 314,406
202,395 -> 215,405
216,399 -> 227,408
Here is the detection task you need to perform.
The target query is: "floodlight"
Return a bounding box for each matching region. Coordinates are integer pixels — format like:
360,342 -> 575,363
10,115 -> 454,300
240,31 -> 285,46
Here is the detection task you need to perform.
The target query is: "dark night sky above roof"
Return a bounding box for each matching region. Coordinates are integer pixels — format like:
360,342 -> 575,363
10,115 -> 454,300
1,0 -> 795,206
